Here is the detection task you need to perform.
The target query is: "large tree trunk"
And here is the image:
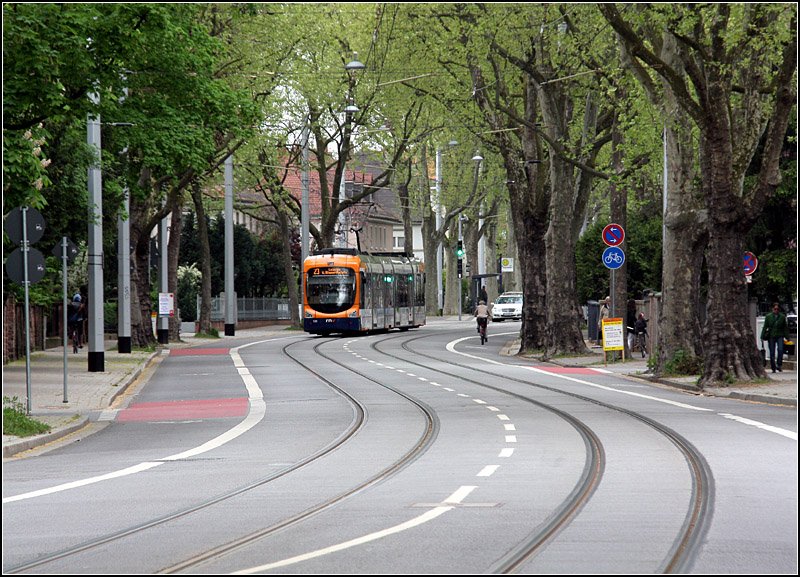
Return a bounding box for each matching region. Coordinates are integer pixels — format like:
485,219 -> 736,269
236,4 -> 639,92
277,207 -> 300,328
657,113 -> 707,375
538,86 -> 595,358
469,59 -> 549,352
191,181 -> 213,334
443,221 -> 460,316
131,222 -> 156,347
601,3 -> 795,386
700,117 -> 765,384
651,31 -> 708,375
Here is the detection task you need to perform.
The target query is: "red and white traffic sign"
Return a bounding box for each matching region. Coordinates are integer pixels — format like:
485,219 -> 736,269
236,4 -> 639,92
602,223 -> 625,247
743,251 -> 758,276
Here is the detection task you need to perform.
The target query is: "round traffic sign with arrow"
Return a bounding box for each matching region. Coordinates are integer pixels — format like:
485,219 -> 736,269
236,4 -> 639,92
602,223 -> 625,247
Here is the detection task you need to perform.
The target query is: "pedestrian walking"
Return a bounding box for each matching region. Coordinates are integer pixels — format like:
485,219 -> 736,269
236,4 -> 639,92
626,299 -> 637,353
598,296 -> 610,344
761,302 -> 787,373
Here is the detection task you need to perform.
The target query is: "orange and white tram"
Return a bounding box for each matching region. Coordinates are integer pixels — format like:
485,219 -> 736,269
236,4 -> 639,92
303,248 -> 426,335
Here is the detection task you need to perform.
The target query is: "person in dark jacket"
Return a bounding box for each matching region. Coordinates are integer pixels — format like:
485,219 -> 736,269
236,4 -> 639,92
634,313 -> 648,358
68,293 -> 86,350
761,302 -> 788,373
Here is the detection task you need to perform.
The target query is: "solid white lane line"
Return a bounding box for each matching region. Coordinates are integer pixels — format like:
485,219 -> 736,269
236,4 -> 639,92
3,462 -> 163,503
232,486 -> 479,574
448,335 -> 796,440
718,413 -> 797,440
446,336 -> 714,413
3,337 -> 282,504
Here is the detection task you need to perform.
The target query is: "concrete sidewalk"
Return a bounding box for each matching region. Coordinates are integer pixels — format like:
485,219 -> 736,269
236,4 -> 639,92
3,322 -> 796,459
510,341 -> 797,407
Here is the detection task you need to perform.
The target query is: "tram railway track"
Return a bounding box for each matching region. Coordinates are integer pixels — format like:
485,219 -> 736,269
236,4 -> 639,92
366,329 -> 713,573
4,337 -> 437,574
4,328 -> 714,574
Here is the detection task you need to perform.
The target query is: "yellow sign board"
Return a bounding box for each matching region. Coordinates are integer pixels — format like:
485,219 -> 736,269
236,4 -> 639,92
602,318 -> 625,351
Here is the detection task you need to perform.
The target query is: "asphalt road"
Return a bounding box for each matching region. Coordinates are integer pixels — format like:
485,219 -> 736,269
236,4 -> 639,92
2,323 -> 797,574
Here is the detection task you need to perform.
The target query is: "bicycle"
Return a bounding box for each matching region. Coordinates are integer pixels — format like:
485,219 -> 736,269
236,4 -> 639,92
69,322 -> 82,354
477,317 -> 489,345
637,331 -> 648,358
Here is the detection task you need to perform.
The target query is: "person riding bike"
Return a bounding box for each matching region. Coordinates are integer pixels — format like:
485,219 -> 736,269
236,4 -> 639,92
635,312 -> 648,358
474,300 -> 492,342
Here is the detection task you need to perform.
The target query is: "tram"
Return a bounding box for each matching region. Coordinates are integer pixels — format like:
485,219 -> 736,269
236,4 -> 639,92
303,248 -> 426,335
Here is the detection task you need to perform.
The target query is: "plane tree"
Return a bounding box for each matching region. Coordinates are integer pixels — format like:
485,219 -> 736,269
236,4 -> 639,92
601,3 -> 797,385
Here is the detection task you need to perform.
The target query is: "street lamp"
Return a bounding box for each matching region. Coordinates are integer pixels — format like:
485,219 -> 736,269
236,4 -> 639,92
339,52 -> 365,248
434,140 -> 459,313
458,150 -> 483,321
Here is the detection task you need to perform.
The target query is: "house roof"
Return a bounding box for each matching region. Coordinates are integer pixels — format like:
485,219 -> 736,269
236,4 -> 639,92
276,153 -> 401,224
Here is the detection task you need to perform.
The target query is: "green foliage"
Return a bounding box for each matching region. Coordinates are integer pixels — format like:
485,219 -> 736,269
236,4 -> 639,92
196,327 -> 220,339
177,263 -> 201,322
746,160 -> 797,307
576,210 -> 662,304
179,210 -> 288,307
2,397 -> 51,437
663,349 -> 704,376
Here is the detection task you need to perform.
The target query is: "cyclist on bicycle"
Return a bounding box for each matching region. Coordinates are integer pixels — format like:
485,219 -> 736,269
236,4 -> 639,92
475,300 -> 492,341
635,312 -> 648,357
68,293 -> 85,351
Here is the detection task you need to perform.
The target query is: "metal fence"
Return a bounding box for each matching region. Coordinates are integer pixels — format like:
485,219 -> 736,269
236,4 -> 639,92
199,296 -> 292,322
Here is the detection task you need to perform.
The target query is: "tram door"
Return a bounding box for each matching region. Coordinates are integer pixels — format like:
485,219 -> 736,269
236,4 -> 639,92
372,263 -> 384,329
384,261 -> 395,328
360,271 -> 373,330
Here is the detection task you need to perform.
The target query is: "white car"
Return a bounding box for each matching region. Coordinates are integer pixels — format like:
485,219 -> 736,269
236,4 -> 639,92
492,292 -> 523,321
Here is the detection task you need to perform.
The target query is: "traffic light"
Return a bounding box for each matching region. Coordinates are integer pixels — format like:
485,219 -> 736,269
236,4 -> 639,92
456,240 -> 464,258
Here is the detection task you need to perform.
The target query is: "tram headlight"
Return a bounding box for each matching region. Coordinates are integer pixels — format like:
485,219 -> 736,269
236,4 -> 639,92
349,309 -> 360,318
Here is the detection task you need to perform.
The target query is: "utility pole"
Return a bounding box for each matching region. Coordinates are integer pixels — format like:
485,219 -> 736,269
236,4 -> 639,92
224,154 -> 235,336
87,93 -> 104,372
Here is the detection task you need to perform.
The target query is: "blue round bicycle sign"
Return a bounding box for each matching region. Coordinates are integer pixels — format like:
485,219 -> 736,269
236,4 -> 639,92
602,246 -> 625,270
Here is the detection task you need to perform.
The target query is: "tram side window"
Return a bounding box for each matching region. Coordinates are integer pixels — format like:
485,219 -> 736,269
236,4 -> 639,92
396,274 -> 409,307
372,274 -> 383,308
360,272 -> 367,309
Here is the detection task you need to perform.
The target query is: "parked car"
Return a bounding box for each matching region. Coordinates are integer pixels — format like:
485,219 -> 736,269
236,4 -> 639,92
492,292 -> 523,321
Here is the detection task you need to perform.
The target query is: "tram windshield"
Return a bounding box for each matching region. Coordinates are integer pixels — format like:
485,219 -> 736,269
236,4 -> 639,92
306,266 -> 356,314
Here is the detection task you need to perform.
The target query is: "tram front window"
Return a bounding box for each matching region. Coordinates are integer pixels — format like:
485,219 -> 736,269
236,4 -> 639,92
306,267 -> 356,314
